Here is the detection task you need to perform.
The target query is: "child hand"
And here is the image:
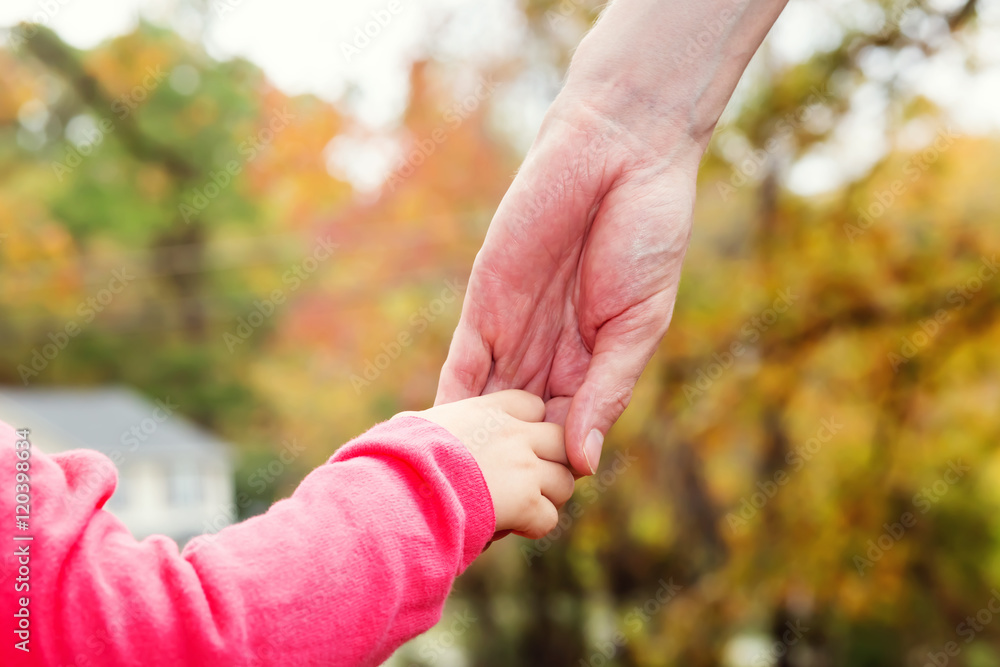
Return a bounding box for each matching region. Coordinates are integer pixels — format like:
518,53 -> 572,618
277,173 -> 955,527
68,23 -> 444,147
398,390 -> 576,539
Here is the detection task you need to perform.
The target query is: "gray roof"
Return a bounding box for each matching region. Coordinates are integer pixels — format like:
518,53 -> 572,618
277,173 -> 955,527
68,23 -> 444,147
0,386 -> 232,461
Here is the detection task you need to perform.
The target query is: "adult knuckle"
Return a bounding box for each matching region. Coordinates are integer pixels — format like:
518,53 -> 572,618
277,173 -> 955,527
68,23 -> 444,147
616,384 -> 634,411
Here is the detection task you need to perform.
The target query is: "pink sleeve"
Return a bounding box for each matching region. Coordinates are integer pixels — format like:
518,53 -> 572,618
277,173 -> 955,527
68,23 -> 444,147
0,415 -> 495,667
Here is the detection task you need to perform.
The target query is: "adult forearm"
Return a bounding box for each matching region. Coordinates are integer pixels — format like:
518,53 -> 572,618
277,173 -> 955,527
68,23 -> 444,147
559,0 -> 788,152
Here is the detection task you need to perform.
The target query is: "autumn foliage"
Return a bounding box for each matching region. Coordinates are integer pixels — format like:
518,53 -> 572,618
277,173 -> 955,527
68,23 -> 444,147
2,2 -> 999,664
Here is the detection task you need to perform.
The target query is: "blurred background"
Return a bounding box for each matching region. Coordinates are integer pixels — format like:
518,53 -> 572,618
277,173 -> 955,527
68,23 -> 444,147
2,0 -> 1000,664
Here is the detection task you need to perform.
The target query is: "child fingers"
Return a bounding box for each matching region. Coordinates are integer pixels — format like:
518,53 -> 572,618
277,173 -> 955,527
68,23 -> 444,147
522,500 -> 560,540
538,460 -> 576,508
530,422 -> 569,464
482,389 -> 546,423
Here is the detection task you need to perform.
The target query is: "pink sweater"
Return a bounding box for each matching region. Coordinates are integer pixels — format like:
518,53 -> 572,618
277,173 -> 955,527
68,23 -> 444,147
0,416 -> 495,666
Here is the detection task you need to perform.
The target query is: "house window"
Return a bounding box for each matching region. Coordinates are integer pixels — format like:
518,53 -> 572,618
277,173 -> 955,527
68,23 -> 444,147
169,463 -> 202,506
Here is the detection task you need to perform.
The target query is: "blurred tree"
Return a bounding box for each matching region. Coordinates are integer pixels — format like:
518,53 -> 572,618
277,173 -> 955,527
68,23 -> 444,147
2,0 -> 1000,664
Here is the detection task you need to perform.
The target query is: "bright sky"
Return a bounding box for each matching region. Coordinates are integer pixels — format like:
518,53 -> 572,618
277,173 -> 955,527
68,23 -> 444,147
0,0 -> 525,127
2,0 -> 1000,194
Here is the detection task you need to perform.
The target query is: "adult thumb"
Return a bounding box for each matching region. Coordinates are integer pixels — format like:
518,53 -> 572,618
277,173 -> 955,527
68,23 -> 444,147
564,322 -> 662,475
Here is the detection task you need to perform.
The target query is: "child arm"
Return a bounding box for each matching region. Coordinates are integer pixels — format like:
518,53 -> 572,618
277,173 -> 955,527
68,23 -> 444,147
0,416 -> 494,667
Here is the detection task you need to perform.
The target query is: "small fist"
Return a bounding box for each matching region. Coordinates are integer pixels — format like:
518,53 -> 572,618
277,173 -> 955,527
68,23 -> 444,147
398,390 -> 576,539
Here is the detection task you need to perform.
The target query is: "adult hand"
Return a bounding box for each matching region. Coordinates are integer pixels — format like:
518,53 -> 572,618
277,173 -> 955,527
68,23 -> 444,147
436,0 -> 788,475
436,100 -> 700,476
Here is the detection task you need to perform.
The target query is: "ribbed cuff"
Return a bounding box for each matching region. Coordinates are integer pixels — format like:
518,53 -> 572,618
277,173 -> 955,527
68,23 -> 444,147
331,416 -> 495,572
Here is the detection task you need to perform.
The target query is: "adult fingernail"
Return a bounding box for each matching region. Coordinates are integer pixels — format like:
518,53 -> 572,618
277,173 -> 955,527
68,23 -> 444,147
583,429 -> 604,474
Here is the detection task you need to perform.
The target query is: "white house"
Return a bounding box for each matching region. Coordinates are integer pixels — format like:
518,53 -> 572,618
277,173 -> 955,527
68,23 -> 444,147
0,386 -> 234,545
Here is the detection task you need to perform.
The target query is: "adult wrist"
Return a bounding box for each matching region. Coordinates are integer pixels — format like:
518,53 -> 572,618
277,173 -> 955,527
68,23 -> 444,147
554,0 -> 788,156
554,66 -> 709,161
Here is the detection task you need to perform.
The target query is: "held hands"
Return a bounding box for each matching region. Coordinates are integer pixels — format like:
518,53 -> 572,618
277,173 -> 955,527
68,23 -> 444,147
436,100 -> 701,476
398,390 -> 575,539
434,0 -> 788,476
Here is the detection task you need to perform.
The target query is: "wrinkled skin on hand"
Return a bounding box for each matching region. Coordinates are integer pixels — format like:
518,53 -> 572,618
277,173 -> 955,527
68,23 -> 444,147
436,102 -> 700,475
